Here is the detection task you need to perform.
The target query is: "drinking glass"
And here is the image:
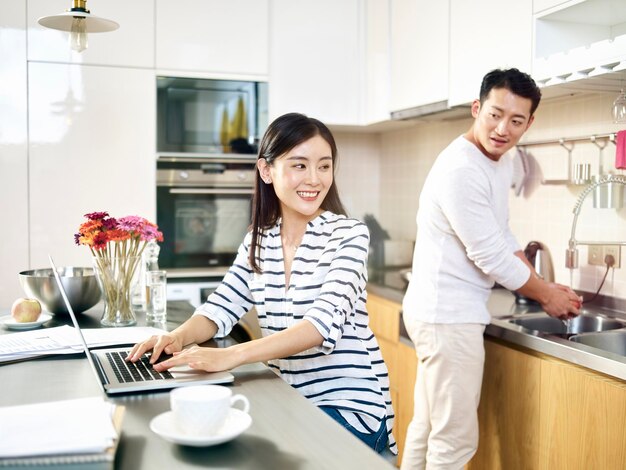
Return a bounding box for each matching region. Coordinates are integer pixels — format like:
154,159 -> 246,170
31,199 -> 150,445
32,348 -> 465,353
612,89 -> 626,123
146,270 -> 167,323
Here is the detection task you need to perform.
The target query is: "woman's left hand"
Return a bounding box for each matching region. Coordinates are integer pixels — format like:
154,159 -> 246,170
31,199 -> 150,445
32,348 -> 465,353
152,345 -> 242,373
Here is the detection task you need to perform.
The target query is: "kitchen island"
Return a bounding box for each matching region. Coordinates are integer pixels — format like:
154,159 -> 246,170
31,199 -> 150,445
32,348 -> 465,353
0,304 -> 396,470
366,282 -> 626,469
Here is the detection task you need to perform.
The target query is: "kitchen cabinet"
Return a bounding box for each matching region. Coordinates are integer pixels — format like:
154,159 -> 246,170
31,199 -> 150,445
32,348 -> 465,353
0,0 -> 29,307
389,0 -> 449,113
468,339 -> 542,469
468,338 -> 626,470
363,0 -> 392,125
27,0 -> 154,68
395,341 -> 417,466
448,0 -> 533,106
389,0 -> 532,111
367,293 -> 417,465
539,356 -> 626,469
532,0 -> 626,81
155,0 -> 268,77
269,0 -> 364,125
27,62 -> 156,269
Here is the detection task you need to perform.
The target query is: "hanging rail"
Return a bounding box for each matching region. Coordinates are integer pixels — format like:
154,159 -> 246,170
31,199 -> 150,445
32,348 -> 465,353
517,133 -> 616,148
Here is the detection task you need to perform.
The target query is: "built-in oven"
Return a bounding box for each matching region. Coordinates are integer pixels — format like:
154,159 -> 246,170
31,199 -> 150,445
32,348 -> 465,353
157,155 -> 261,340
156,155 -> 256,276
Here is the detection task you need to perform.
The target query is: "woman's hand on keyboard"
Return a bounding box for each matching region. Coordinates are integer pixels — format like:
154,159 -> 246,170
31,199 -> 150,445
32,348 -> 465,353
151,345 -> 242,373
126,333 -> 183,365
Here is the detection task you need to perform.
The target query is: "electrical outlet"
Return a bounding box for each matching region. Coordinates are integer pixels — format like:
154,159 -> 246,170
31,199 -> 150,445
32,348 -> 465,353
588,246 -> 604,265
588,245 -> 621,268
604,245 -> 621,268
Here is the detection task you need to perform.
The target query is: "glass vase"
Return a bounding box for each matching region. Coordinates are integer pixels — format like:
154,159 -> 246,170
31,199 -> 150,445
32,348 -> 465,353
92,255 -> 141,327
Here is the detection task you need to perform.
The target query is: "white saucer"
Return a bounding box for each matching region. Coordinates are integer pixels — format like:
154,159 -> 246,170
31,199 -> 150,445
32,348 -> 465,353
0,313 -> 52,330
150,408 -> 252,447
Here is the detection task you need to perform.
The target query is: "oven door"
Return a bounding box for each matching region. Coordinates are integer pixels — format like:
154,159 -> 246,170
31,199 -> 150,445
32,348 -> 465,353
157,186 -> 253,271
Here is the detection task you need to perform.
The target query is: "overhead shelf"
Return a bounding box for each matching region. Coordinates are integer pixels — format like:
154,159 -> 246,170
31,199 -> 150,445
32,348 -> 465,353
533,0 -> 626,86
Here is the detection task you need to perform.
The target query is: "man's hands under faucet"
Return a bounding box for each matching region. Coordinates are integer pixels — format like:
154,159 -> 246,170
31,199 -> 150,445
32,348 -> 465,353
540,283 -> 582,320
516,275 -> 582,320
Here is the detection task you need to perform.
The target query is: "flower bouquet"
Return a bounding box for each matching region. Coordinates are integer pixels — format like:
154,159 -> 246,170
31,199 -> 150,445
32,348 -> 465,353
75,212 -> 163,326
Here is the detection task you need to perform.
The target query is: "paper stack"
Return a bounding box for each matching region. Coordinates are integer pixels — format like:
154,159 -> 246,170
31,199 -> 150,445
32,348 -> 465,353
0,325 -> 168,363
0,397 -> 124,469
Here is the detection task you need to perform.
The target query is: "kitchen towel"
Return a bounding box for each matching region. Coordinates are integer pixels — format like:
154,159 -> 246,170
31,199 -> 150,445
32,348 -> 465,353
522,149 -> 543,198
616,130 -> 626,169
511,148 -> 527,197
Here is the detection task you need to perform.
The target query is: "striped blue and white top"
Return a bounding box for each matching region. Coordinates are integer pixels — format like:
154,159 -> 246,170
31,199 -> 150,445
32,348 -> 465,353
194,211 -> 396,453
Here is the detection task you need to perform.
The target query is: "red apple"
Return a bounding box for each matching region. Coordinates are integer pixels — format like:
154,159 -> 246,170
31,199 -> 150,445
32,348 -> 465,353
11,298 -> 42,323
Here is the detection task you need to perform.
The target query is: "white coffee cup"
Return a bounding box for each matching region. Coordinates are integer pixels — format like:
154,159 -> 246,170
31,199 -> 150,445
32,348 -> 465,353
170,385 -> 250,435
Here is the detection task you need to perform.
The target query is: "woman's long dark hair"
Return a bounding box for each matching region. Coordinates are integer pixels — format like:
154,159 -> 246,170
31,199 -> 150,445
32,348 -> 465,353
248,112 -> 346,273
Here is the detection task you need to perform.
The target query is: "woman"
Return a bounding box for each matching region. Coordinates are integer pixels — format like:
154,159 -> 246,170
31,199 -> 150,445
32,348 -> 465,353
128,112 -> 396,454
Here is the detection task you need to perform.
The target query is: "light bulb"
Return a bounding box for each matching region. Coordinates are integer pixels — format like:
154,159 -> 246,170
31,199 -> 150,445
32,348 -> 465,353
70,16 -> 88,52
612,89 -> 626,123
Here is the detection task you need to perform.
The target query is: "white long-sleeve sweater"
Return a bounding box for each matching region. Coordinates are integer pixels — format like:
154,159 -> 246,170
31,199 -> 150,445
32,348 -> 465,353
403,136 -> 531,324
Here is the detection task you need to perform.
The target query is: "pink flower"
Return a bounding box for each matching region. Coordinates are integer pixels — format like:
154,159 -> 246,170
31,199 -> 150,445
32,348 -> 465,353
117,216 -> 145,233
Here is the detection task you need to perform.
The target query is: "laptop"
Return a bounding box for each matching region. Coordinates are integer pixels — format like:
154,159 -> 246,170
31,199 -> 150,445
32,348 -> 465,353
49,255 -> 234,395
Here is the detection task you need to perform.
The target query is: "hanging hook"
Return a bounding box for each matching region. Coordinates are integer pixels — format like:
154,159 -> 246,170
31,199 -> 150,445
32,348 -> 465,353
590,135 -> 608,151
590,135 -> 608,177
559,139 -> 575,181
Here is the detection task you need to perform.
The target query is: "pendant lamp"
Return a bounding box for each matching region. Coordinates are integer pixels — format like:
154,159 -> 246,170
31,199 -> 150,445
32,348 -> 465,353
38,0 -> 119,53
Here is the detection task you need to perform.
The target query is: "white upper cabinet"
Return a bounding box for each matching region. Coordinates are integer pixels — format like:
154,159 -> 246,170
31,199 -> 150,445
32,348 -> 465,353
0,0 -> 30,307
532,0 -> 626,81
28,62 -> 156,268
27,0 -> 154,68
156,0 -> 268,78
269,0 -> 363,125
448,0 -> 533,106
389,0 -> 449,113
363,0 -> 391,125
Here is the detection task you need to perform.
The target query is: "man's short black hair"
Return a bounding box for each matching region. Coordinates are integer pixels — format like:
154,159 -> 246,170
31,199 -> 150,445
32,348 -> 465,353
480,68 -> 542,116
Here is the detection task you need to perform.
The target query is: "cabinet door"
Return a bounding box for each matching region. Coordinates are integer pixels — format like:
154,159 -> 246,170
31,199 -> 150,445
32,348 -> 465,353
27,0 -> 154,68
448,0 -> 533,106
367,294 -> 400,343
363,0 -> 391,124
156,0 -> 268,77
0,0 -> 29,307
269,0 -> 362,125
28,62 -> 156,268
468,339 -> 541,470
396,341 -> 418,466
539,359 -> 626,469
389,0 -> 449,112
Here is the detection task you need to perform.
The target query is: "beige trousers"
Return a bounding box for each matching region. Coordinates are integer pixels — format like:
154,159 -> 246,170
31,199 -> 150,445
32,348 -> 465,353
400,320 -> 486,470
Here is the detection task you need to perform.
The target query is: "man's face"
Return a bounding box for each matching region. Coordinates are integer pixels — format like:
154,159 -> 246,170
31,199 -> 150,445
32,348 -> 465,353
468,87 -> 535,161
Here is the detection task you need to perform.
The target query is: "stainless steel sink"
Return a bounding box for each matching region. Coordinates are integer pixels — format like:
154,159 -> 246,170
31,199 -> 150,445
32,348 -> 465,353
508,313 -> 626,335
570,330 -> 626,357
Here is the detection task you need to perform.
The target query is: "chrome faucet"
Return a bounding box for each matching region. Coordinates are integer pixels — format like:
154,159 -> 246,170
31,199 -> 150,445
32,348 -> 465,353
565,175 -> 626,269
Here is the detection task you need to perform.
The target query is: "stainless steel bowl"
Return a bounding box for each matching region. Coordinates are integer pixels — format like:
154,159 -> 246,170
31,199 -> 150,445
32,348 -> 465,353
18,267 -> 101,314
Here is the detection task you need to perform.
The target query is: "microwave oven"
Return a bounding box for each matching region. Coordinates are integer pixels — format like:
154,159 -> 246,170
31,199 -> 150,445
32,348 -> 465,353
157,76 -> 268,156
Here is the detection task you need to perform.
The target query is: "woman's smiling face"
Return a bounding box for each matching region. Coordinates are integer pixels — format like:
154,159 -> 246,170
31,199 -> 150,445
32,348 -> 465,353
259,134 -> 333,221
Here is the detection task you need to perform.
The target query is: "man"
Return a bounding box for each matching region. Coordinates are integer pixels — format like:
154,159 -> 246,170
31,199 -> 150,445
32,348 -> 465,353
400,68 -> 581,470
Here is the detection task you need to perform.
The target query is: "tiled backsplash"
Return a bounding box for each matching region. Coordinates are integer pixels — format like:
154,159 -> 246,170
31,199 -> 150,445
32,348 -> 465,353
335,93 -> 626,300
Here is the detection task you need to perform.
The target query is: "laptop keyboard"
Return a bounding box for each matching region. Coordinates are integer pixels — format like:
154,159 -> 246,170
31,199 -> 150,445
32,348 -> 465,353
106,351 -> 174,383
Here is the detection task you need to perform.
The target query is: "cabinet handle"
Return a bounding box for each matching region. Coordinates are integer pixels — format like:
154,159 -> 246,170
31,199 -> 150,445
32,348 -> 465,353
169,188 -> 253,195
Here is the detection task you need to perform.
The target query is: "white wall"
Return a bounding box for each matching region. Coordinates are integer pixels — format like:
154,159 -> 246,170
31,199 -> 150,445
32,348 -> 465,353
333,132 -> 382,222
